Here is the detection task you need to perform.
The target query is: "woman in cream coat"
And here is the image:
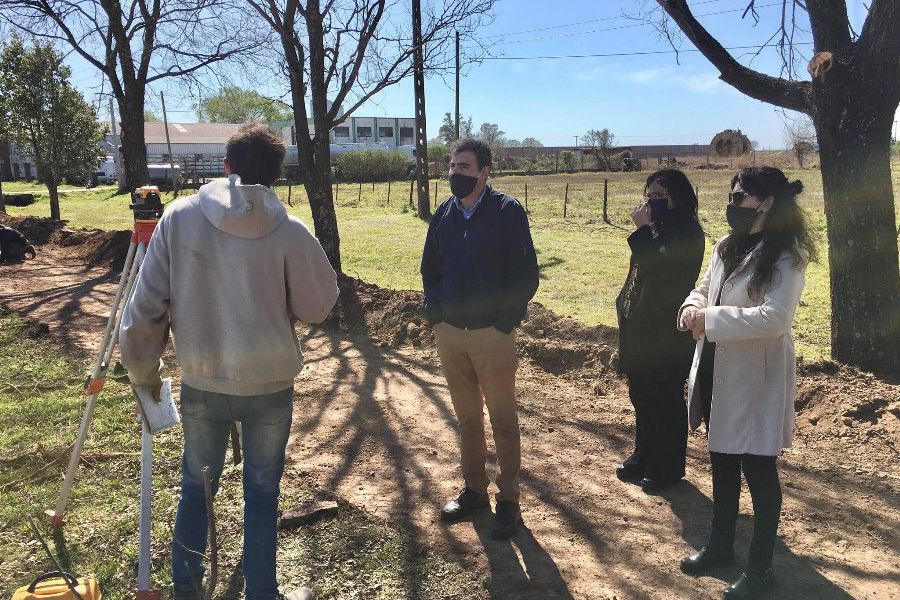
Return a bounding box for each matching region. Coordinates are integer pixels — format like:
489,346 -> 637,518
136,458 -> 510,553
677,167 -> 816,600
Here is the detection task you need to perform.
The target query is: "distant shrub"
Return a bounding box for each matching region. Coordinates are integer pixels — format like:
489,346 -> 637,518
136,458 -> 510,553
335,150 -> 409,182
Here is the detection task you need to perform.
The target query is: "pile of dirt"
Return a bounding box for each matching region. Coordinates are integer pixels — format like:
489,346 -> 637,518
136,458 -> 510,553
0,215 -> 66,244
331,276 -> 620,380
1,215 -> 131,271
795,359 -> 900,450
330,275 -> 433,347
54,228 -> 132,271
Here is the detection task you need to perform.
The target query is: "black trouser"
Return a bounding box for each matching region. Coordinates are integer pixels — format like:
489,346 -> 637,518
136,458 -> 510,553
699,345 -> 782,572
623,371 -> 688,481
709,452 -> 782,572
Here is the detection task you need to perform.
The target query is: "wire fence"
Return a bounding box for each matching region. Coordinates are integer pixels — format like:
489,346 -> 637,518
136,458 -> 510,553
277,177 -> 695,225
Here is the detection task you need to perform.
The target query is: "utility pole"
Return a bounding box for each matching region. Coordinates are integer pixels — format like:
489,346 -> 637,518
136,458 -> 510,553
109,98 -> 124,191
455,30 -> 460,140
160,92 -> 178,196
412,0 -> 430,219
574,135 -> 579,148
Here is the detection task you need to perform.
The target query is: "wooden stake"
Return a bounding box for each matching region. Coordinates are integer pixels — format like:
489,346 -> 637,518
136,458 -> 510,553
603,178 -> 609,224
564,182 -> 569,218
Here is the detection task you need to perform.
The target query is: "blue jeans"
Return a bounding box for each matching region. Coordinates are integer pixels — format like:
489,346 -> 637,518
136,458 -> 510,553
173,384 -> 294,600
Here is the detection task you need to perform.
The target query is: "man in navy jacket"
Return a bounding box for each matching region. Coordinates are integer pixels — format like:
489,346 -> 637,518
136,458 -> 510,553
421,138 -> 539,539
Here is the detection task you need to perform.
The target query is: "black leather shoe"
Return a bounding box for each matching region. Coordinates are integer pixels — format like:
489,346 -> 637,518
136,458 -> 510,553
680,546 -> 736,575
490,501 -> 522,540
615,463 -> 642,483
440,487 -> 490,522
723,568 -> 775,599
640,476 -> 682,494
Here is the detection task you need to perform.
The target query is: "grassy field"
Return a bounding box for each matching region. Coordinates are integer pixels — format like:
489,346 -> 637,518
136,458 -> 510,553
6,161 -> 900,360
0,310 -> 483,599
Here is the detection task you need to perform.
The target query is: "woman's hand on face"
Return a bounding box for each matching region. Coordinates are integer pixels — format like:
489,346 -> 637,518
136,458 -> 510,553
690,309 -> 707,340
631,202 -> 652,228
679,306 -> 698,331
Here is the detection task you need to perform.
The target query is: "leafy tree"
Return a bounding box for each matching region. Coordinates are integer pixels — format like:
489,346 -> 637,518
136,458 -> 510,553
0,36 -> 104,220
460,116 -> 475,139
438,112 -> 456,145
428,142 -> 449,164
476,122 -> 506,164
144,111 -> 160,122
200,86 -> 292,123
582,128 -> 615,169
504,138 -> 521,147
652,0 -> 900,375
521,137 -> 543,147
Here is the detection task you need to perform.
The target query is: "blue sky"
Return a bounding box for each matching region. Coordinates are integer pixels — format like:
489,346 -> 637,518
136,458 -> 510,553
59,0 -> 896,149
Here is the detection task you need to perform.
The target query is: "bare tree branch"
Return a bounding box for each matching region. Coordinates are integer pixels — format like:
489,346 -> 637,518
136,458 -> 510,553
655,0 -> 812,113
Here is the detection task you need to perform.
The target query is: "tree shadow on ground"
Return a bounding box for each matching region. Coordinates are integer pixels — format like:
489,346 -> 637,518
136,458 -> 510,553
662,480 -> 859,599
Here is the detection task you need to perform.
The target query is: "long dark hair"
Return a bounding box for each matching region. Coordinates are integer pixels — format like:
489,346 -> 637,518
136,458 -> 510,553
718,167 -> 817,298
644,168 -> 701,225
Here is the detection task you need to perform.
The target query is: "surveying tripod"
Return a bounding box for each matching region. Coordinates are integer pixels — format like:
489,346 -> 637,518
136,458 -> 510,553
42,186 -> 165,598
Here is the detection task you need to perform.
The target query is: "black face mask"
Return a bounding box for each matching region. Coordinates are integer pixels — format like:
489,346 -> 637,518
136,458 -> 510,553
648,198 -> 671,223
726,204 -> 761,234
450,173 -> 479,199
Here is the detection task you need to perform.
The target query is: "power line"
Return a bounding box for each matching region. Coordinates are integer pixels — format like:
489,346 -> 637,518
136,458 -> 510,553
481,41 -> 814,61
489,0 -> 730,38
497,1 -> 785,45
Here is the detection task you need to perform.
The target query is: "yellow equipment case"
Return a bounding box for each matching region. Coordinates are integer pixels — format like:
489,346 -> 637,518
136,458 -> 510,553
11,571 -> 101,600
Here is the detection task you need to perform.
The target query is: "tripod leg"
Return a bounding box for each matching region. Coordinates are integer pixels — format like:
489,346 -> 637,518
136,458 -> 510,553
136,419 -> 155,597
46,241 -> 139,526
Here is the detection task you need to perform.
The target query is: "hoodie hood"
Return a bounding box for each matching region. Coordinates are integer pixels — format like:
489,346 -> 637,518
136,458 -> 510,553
198,174 -> 287,239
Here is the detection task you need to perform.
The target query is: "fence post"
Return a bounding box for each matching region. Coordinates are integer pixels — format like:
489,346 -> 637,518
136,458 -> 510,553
563,182 -> 569,218
524,183 -> 528,213
603,178 -> 609,224
555,153 -> 559,173
695,185 -> 699,201
387,180 -> 391,206
287,179 -> 293,206
372,181 -> 375,192
358,181 -> 362,204
409,179 -> 414,207
433,179 -> 438,208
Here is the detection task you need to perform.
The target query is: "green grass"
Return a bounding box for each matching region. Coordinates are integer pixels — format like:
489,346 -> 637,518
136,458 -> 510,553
0,311 -> 484,600
6,163 -> 900,360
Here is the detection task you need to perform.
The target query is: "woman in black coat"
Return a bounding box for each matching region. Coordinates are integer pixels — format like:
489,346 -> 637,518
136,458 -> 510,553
615,169 -> 705,492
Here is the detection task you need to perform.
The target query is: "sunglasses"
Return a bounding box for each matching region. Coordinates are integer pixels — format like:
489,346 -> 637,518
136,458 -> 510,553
728,191 -> 752,205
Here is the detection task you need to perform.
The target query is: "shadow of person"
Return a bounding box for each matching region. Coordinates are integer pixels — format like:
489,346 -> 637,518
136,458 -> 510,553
218,561 -> 245,600
471,511 -> 575,600
662,480 -> 856,599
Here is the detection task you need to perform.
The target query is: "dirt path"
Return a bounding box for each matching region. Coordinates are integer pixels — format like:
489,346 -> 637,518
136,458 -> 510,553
2,225 -> 898,600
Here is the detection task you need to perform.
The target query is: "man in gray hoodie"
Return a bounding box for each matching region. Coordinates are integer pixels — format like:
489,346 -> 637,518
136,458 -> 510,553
120,124 -> 338,600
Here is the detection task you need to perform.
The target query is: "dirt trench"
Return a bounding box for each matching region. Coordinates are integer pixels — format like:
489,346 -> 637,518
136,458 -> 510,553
2,216 -> 898,600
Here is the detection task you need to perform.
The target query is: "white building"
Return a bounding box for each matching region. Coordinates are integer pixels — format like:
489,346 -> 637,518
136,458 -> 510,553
275,116 -> 416,148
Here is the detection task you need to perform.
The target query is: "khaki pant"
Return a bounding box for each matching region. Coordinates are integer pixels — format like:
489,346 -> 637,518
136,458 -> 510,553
433,322 -> 521,502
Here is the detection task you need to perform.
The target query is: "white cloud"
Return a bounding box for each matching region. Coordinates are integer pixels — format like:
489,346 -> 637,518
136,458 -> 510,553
574,66 -> 607,82
678,72 -> 725,93
626,68 -> 669,84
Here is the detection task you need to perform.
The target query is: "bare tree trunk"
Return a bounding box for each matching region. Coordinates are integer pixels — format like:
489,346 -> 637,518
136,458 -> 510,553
412,0 -> 431,219
305,0 -> 342,272
815,101 -> 900,376
118,91 -> 150,192
47,178 -> 60,221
